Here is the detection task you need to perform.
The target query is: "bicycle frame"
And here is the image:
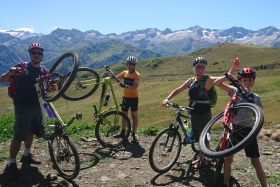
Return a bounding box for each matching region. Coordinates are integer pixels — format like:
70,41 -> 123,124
35,77 -> 81,138
93,77 -> 121,116
166,103 -> 194,144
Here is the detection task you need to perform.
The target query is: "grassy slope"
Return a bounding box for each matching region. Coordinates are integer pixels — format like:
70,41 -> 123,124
1,43 -> 280,128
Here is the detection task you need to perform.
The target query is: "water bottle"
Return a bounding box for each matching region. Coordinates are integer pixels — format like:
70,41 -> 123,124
189,129 -> 193,142
43,103 -> 55,119
103,95 -> 110,106
183,121 -> 191,144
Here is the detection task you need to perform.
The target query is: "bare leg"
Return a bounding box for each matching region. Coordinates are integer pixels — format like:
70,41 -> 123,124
10,140 -> 21,159
122,111 -> 128,129
24,134 -> 33,149
131,111 -> 138,134
251,157 -> 267,187
224,155 -> 234,186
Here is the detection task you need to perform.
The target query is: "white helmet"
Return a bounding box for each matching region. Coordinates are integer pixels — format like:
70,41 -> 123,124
126,56 -> 138,64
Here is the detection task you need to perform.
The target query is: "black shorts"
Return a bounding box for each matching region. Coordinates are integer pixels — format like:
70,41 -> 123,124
13,105 -> 43,141
121,97 -> 138,112
230,126 -> 260,158
191,112 -> 212,142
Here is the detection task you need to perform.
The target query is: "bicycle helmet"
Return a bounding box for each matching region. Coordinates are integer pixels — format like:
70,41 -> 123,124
28,43 -> 44,52
193,57 -> 207,66
237,67 -> 256,80
126,56 -> 138,64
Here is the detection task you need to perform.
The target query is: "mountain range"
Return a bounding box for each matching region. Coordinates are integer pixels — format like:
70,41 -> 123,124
0,25 -> 280,73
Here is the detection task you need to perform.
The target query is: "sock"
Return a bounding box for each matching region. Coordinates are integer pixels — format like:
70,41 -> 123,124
24,148 -> 31,156
8,158 -> 16,166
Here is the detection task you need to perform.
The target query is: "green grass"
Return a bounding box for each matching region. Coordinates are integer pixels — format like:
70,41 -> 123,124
268,171 -> 280,186
1,43 -> 280,138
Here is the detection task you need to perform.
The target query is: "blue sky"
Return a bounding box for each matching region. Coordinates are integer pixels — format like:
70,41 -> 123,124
1,0 -> 280,34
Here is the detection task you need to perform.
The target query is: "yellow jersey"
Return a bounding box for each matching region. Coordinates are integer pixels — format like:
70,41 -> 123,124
116,70 -> 140,98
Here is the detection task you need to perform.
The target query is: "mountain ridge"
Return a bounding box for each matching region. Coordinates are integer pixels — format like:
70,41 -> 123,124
0,25 -> 280,73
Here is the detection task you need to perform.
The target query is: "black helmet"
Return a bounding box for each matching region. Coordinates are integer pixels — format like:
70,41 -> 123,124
193,57 -> 207,66
126,56 -> 138,64
237,67 -> 256,80
28,43 -> 44,52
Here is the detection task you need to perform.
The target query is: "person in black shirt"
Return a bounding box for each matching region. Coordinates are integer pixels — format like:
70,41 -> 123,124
0,43 -> 47,180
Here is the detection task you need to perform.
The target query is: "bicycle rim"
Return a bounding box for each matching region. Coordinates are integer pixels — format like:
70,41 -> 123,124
63,67 -> 100,101
48,135 -> 80,179
42,51 -> 79,102
149,128 -> 182,173
199,103 -> 264,158
95,111 -> 131,148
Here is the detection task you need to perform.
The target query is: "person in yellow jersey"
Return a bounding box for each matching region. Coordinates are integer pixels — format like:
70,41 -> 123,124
116,56 -> 141,143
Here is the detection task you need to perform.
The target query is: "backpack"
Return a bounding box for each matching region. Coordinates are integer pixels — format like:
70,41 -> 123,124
8,62 -> 48,99
196,75 -> 218,107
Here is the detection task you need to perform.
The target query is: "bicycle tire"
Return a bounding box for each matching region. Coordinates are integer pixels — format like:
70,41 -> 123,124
149,128 -> 182,173
199,103 -> 264,158
42,51 -> 79,102
62,67 -> 100,101
95,111 -> 131,148
48,135 -> 80,180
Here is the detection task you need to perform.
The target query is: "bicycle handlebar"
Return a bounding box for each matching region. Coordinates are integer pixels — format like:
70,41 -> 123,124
224,73 -> 250,101
165,102 -> 193,112
104,65 -> 128,88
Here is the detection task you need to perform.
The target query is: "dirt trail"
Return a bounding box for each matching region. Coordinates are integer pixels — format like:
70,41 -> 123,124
0,134 -> 280,187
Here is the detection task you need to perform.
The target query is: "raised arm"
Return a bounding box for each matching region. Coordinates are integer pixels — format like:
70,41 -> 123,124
162,79 -> 191,106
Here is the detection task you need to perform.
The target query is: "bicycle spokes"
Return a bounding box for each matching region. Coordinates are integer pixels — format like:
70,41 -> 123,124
199,103 -> 263,158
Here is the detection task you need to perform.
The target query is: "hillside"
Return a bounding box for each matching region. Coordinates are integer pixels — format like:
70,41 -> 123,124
1,43 -> 280,128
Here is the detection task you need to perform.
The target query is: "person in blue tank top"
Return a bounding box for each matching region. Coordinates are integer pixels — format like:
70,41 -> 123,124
0,43 -> 47,180
162,56 -> 239,169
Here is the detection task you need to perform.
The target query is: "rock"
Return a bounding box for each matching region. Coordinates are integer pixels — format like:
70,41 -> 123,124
262,151 -> 273,155
80,137 -> 97,142
271,130 -> 280,142
101,176 -> 111,182
117,171 -> 127,179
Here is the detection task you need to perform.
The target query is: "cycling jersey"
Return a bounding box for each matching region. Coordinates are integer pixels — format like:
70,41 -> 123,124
116,70 -> 140,98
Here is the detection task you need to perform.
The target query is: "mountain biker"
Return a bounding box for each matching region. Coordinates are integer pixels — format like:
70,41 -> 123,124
214,62 -> 267,187
116,56 -> 141,144
0,43 -> 47,180
162,56 -> 238,169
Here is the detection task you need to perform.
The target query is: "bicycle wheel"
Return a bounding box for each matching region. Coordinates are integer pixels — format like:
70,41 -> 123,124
199,103 -> 264,158
149,128 -> 182,173
95,111 -> 131,148
42,51 -> 79,102
62,67 -> 100,101
48,134 -> 80,180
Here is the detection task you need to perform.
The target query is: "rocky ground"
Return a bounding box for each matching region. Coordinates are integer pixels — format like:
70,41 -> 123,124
0,131 -> 280,187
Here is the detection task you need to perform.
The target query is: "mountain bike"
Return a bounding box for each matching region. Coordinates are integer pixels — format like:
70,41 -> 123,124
35,51 -> 81,180
149,102 -> 199,174
198,73 -> 264,184
62,66 -> 132,148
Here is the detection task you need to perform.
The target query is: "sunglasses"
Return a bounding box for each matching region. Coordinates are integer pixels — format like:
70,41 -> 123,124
128,63 -> 136,66
31,52 -> 43,56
